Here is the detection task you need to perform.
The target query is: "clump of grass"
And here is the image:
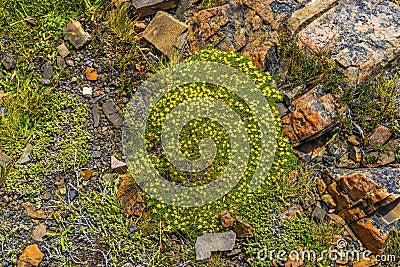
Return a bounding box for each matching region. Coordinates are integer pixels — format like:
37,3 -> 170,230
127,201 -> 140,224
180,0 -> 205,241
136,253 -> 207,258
108,4 -> 137,44
278,35 -> 342,93
343,74 -> 399,134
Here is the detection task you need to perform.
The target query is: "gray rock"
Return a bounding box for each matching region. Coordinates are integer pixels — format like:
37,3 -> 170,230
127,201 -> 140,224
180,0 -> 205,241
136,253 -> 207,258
131,0 -> 179,18
297,0 -> 400,83
92,103 -> 100,128
102,100 -> 124,128
312,205 -> 327,221
92,151 -> 101,159
40,62 -> 54,85
2,54 -> 16,70
17,143 -> 33,164
56,56 -> 66,71
195,231 -> 236,262
0,152 -> 11,167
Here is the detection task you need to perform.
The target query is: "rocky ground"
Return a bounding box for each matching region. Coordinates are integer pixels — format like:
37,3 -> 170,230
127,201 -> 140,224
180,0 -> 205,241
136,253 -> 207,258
0,0 -> 400,266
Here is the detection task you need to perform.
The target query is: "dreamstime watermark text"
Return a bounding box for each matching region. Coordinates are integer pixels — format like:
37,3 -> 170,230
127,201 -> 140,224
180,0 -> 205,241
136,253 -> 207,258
257,239 -> 396,264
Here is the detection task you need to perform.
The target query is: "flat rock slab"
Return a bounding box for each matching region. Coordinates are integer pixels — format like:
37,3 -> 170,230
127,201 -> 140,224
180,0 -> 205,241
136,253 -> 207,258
297,0 -> 400,83
282,93 -> 339,146
327,167 -> 400,196
102,100 -> 124,128
143,11 -> 188,58
131,0 -> 179,18
195,231 -> 236,262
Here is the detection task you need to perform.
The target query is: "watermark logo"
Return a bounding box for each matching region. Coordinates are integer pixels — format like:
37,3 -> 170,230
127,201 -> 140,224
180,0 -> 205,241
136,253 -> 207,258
122,61 -> 277,207
257,238 -> 396,264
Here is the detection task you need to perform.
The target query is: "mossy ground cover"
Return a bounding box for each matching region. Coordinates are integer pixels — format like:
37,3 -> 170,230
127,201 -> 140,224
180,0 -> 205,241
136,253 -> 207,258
0,1 -> 342,266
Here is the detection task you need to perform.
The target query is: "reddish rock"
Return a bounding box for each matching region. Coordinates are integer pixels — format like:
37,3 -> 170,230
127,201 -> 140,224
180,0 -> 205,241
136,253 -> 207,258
327,182 -> 352,212
219,210 -> 235,228
316,179 -> 327,194
188,0 -> 281,69
17,244 -> 44,267
365,124 -> 392,149
85,67 -> 98,81
117,174 -> 146,217
282,94 -> 339,146
338,173 -> 378,202
351,218 -> 388,255
340,207 -> 366,223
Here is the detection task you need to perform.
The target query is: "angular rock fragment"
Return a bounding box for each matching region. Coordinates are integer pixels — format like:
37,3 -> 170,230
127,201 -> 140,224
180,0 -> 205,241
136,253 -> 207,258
57,43 -> 70,58
40,62 -> 53,85
195,231 -> 236,262
282,94 -> 340,146
111,155 -> 128,174
17,244 -> 44,267
63,20 -> 91,49
32,223 -> 46,242
143,11 -> 188,58
17,143 -> 33,164
0,152 -> 11,168
2,54 -> 16,70
365,124 -> 392,149
21,202 -> 46,219
92,103 -> 100,128
85,67 -> 98,81
102,100 -> 124,128
117,174 -> 146,217
131,0 -> 179,18
219,210 -> 235,228
351,217 -> 388,255
56,56 -> 66,70
233,219 -> 253,238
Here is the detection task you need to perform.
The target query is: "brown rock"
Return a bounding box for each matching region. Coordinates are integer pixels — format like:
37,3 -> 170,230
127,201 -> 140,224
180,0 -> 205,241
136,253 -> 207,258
131,0 -> 179,18
338,173 -> 378,202
351,218 -> 388,255
340,207 -> 366,223
22,202 -> 46,219
316,179 -> 326,194
282,205 -> 303,220
63,20 -> 91,49
17,244 -> 44,267
233,219 -> 253,238
92,103 -> 100,128
32,223 -> 46,242
365,124 -> 392,149
321,194 -> 336,208
102,100 -> 124,128
85,67 -> 98,81
82,169 -> 94,181
117,174 -> 146,217
347,135 -> 360,146
327,213 -> 346,225
134,22 -> 147,31
57,43 -> 70,58
220,210 -> 235,228
349,147 -> 362,163
282,94 -> 339,146
143,11 -> 188,59
336,153 -> 360,169
111,156 -> 128,174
